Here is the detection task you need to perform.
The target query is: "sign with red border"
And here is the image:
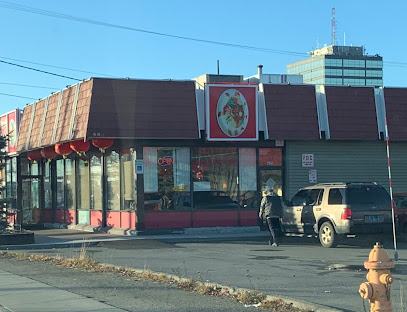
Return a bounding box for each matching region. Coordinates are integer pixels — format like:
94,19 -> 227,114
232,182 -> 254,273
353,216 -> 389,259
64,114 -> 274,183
0,109 -> 20,154
205,84 -> 258,141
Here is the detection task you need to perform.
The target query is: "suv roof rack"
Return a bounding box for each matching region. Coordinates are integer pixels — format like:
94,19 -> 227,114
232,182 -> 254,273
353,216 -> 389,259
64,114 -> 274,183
345,182 -> 378,185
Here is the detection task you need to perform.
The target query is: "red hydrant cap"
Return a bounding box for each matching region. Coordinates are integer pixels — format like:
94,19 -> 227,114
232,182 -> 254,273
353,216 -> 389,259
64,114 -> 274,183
364,242 -> 395,270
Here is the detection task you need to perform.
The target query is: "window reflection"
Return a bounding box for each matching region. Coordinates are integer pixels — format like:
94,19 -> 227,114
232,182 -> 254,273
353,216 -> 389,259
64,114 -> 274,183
143,147 -> 190,211
78,158 -> 90,210
56,159 -> 64,209
122,149 -> 136,210
65,159 -> 75,210
90,155 -> 102,210
107,151 -> 120,210
11,157 -> 17,202
192,147 -> 238,210
239,148 -> 257,209
44,162 -> 52,209
6,159 -> 11,198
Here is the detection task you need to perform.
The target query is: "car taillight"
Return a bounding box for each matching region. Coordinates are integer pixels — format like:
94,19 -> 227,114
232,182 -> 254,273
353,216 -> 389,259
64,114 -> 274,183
341,207 -> 352,220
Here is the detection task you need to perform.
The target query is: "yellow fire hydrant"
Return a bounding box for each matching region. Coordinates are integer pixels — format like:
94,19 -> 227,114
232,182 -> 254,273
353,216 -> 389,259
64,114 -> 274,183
359,242 -> 395,312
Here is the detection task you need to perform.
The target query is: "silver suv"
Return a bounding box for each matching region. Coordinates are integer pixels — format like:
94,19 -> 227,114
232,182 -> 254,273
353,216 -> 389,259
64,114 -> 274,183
281,182 -> 393,247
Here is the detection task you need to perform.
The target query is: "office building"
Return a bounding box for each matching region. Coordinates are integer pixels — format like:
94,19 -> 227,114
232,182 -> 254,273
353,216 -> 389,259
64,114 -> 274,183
287,45 -> 383,87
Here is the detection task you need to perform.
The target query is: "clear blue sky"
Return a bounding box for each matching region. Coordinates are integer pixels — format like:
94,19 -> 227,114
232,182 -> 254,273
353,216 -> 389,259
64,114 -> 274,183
1,0 -> 406,113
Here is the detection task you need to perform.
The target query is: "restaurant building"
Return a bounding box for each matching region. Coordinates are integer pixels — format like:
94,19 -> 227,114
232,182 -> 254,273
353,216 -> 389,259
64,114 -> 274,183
2,75 -> 407,232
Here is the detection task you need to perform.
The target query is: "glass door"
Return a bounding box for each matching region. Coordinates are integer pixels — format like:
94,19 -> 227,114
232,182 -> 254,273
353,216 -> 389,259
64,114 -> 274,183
22,177 -> 41,224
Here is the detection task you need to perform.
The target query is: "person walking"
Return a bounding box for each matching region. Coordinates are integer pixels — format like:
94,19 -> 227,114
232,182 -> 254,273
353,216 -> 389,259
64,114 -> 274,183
259,188 -> 283,246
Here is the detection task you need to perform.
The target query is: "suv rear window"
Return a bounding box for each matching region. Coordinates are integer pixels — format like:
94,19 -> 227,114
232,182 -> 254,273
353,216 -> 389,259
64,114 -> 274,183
328,188 -> 344,205
346,185 -> 390,207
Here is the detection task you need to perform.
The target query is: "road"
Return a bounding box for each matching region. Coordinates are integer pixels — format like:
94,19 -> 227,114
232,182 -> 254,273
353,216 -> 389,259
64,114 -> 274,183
3,231 -> 407,312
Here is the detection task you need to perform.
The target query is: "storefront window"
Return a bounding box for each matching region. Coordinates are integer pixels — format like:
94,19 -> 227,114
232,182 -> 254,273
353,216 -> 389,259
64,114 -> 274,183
56,159 -> 64,209
21,158 -> 29,176
31,162 -> 38,175
192,147 -> 238,210
259,148 -> 282,166
44,162 -> 52,209
11,157 -> 17,202
65,159 -> 75,210
0,160 -> 5,195
107,151 -> 120,210
5,159 -> 11,198
239,148 -> 258,209
260,169 -> 283,197
259,148 -> 283,197
78,158 -> 90,210
122,149 -> 136,210
90,155 -> 102,210
30,163 -> 39,212
143,147 -> 190,211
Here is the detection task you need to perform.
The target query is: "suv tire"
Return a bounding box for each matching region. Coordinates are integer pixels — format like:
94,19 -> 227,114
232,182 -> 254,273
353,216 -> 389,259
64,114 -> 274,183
319,222 -> 337,248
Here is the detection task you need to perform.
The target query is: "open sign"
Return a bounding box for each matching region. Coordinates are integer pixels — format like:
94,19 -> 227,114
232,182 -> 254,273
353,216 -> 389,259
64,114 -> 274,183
157,156 -> 174,166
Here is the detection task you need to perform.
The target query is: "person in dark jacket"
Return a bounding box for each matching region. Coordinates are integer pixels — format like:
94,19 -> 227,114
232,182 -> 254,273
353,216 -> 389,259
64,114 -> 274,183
259,188 -> 283,246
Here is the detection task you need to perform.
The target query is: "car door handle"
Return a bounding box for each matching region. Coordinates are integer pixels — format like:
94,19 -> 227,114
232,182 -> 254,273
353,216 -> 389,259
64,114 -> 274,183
296,208 -> 302,211
316,208 -> 321,211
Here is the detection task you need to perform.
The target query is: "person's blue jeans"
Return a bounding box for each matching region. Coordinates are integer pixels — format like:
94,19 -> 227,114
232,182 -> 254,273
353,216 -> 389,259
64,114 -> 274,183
266,217 -> 281,244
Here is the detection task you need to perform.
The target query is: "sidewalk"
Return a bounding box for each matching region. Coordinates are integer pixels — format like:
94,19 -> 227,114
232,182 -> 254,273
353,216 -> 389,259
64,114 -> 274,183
0,227 -> 271,250
0,270 -> 126,312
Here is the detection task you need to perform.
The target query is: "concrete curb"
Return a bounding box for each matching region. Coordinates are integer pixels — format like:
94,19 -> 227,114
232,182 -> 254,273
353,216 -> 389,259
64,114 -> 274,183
98,263 -> 345,312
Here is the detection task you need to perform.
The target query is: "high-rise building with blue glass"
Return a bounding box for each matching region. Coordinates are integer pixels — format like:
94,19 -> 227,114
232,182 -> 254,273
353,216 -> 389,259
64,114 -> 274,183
287,45 -> 383,87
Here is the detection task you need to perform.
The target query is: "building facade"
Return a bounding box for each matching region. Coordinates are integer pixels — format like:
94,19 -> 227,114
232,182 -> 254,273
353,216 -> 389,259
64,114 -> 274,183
2,77 -> 407,233
287,45 -> 383,87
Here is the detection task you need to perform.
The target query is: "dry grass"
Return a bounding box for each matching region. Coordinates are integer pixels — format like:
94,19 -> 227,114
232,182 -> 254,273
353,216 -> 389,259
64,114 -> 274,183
261,298 -> 307,312
236,289 -> 266,305
0,250 -> 311,312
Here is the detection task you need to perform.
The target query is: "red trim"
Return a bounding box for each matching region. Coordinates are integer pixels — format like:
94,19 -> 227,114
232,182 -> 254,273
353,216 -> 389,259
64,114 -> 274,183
90,210 -> 103,226
120,211 -> 136,229
67,209 -> 76,224
43,209 -> 52,223
106,211 -> 121,228
144,211 -> 191,229
55,210 -> 65,223
193,211 -> 238,227
239,210 -> 258,226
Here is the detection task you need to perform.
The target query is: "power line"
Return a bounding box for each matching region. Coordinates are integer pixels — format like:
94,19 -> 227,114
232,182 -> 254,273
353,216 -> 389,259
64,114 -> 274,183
0,56 -> 116,77
0,1 -> 307,57
0,59 -> 82,81
0,82 -> 60,90
0,92 -> 38,100
2,2 -> 407,68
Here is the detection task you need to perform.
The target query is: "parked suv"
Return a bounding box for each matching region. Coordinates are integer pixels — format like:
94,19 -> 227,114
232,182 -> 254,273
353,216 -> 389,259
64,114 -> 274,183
281,182 -> 394,247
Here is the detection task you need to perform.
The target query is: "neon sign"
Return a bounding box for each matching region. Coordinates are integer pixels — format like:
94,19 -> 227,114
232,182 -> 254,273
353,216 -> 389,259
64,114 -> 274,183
157,156 -> 173,166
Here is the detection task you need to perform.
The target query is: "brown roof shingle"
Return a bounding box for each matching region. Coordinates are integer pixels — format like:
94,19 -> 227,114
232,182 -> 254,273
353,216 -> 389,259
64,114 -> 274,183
86,79 -> 199,139
16,78 -> 199,153
384,87 -> 407,140
263,84 -> 319,139
325,86 -> 378,139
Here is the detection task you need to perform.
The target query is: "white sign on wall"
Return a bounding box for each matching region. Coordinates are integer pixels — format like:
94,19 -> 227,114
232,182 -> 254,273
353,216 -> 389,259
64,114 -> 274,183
302,154 -> 314,167
308,169 -> 317,183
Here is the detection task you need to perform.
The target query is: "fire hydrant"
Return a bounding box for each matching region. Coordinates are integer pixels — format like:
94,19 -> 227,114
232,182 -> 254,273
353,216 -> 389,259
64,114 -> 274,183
359,242 -> 395,312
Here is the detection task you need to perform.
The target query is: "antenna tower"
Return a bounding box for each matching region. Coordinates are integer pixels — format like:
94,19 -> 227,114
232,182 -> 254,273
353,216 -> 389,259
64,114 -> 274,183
331,7 -> 336,46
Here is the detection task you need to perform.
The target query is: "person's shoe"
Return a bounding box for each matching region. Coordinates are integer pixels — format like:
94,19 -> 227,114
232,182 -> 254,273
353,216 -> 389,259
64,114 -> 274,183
271,243 -> 279,247
268,240 -> 272,246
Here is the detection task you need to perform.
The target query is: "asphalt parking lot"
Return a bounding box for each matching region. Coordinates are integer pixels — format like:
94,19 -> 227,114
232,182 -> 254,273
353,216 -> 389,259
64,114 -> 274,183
3,229 -> 406,312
